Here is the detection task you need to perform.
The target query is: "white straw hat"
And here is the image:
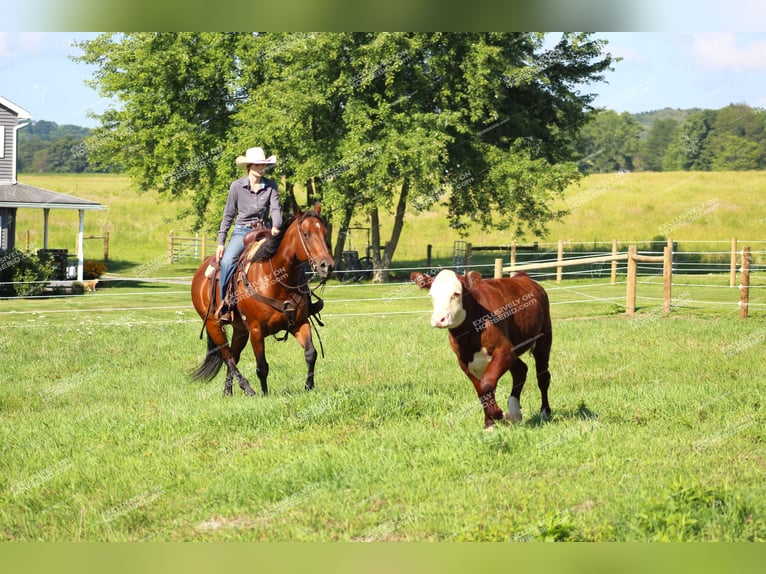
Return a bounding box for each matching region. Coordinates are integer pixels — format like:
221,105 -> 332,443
235,147 -> 277,169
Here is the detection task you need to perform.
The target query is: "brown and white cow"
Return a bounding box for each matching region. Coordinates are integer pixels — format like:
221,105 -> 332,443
411,269 -> 552,429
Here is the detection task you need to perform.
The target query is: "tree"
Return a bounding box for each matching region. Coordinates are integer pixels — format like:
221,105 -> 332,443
640,118 -> 678,171
709,134 -> 762,170
707,104 -> 766,170
663,109 -> 717,171
575,110 -> 642,173
76,32 -> 615,280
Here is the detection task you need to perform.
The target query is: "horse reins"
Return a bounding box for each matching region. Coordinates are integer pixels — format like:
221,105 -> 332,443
238,213 -> 327,350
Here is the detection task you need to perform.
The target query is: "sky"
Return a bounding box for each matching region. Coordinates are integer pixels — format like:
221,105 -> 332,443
2,32 -> 766,128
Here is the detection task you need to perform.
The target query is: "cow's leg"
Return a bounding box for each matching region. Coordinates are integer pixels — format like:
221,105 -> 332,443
462,351 -> 511,429
507,358 -> 528,423
532,329 -> 553,420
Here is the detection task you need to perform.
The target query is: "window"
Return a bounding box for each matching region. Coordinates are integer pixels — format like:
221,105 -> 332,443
0,125 -> 5,158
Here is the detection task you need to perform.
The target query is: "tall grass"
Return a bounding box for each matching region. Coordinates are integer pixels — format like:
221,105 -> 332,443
15,171 -> 766,273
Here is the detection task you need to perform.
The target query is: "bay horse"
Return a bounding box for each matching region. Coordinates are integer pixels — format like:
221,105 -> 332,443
190,203 -> 334,396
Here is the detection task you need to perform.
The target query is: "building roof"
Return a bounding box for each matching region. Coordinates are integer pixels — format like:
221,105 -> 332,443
0,182 -> 106,210
0,96 -> 31,119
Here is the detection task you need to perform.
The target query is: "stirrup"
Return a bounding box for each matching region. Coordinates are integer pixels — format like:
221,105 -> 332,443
216,300 -> 233,323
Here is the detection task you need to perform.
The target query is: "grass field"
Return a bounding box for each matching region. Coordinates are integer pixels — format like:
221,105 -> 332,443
3,171 -> 765,541
1,276 -> 764,541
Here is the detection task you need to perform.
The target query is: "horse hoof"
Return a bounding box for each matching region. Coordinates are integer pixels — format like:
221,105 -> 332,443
539,409 -> 551,422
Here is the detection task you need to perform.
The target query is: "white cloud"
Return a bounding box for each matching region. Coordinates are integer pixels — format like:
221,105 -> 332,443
0,32 -> 12,58
690,33 -> 766,72
17,32 -> 46,54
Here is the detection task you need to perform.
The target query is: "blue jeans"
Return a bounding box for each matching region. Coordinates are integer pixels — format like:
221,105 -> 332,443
219,226 -> 249,303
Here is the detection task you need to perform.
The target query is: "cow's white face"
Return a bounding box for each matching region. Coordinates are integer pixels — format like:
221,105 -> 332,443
429,269 -> 467,328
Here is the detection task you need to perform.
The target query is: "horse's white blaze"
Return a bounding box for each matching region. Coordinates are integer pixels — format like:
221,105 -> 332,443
507,396 -> 522,423
429,269 -> 467,328
468,347 -> 491,378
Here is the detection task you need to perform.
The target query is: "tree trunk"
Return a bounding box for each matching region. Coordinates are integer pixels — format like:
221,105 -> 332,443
373,178 -> 409,282
370,208 -> 381,266
284,181 -> 297,214
305,179 -> 314,207
332,203 -> 354,269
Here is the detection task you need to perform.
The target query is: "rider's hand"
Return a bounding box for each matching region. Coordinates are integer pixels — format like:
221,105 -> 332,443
271,227 -> 280,236
215,244 -> 225,262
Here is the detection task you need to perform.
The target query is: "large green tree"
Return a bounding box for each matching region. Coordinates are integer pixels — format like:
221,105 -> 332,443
76,32 -> 614,280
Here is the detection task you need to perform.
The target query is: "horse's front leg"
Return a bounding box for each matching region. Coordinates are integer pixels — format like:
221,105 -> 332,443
293,322 -> 317,391
248,325 -> 269,396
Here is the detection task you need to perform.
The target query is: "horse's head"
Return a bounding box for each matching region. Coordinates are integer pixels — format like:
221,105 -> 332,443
294,203 -> 334,281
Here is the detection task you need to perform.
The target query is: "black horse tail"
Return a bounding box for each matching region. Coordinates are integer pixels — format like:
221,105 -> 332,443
191,334 -> 225,381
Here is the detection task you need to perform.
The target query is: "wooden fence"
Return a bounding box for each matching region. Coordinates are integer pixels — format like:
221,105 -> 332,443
167,232 -> 215,264
476,238 -> 755,319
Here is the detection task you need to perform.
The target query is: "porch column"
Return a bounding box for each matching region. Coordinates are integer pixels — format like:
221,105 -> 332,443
77,209 -> 84,281
43,208 -> 50,249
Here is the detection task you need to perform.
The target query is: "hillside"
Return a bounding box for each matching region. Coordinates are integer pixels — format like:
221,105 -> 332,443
14,171 -> 766,272
632,107 -> 700,133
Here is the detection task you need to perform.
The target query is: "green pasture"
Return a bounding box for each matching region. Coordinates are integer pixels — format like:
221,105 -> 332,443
1,276 -> 765,541
14,171 -> 766,277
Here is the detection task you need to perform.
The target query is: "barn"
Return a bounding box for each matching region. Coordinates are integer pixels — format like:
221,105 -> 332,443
0,94 -> 105,282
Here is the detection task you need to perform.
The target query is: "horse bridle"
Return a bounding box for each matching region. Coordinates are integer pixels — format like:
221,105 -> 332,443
270,212 -> 324,292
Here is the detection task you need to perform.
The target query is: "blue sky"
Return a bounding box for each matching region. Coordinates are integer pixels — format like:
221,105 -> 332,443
2,32 -> 766,128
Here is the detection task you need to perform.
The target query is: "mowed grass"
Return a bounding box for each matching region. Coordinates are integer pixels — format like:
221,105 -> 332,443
4,171 -> 764,541
1,279 -> 765,541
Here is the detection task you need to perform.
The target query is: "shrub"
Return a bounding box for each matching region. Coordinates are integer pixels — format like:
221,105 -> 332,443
8,251 -> 57,297
83,259 -> 107,279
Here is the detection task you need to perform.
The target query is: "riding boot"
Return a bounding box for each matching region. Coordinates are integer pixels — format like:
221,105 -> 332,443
215,299 -> 233,324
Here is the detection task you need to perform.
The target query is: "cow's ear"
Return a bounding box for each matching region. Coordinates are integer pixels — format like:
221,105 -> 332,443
410,272 -> 433,290
466,271 -> 483,288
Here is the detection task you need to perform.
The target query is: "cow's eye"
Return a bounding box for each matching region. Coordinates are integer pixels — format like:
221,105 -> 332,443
451,292 -> 460,299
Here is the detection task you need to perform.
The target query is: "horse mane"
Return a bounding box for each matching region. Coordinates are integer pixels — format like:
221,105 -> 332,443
251,210 -> 325,262
250,214 -> 296,262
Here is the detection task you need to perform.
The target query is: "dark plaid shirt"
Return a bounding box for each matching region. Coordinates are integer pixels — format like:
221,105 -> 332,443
217,175 -> 282,245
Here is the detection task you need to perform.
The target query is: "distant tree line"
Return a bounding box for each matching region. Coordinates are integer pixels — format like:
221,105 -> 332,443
19,104 -> 766,176
16,120 -> 102,173
576,104 -> 766,173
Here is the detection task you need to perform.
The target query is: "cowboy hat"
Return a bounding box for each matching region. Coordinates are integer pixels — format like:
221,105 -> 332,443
235,147 -> 277,169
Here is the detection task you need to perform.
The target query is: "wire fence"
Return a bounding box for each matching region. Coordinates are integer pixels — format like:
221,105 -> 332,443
1,241 -> 764,325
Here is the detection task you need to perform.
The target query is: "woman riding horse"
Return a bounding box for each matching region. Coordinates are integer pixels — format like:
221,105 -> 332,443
191,202 -> 334,397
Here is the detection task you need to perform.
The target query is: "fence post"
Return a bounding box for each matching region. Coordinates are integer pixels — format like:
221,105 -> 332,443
740,246 -> 750,319
611,239 -> 617,284
556,239 -> 563,284
663,245 -> 673,314
509,241 -> 517,277
730,237 -> 737,288
465,243 -> 472,273
494,258 -> 503,279
426,244 -> 432,270
201,234 -> 207,263
104,232 -> 110,261
626,245 -> 637,314
168,232 -> 174,265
